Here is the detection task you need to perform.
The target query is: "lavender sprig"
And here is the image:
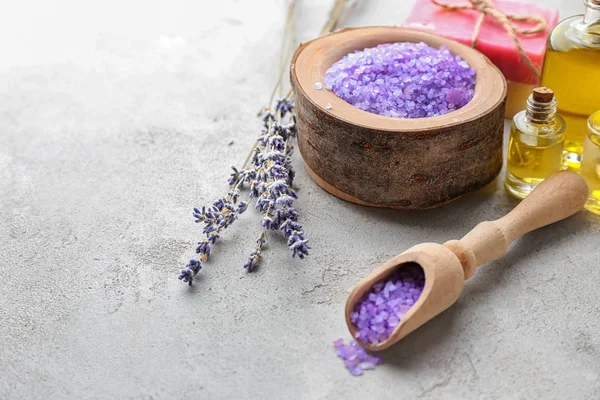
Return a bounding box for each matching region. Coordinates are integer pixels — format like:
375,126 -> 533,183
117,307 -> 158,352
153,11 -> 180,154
253,100 -> 310,261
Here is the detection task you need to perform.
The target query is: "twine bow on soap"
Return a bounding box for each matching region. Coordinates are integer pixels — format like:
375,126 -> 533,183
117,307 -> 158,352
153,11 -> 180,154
430,0 -> 547,79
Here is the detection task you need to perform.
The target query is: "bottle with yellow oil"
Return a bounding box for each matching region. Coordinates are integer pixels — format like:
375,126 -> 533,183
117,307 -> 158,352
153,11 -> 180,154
505,87 -> 566,199
540,0 -> 600,171
580,111 -> 600,214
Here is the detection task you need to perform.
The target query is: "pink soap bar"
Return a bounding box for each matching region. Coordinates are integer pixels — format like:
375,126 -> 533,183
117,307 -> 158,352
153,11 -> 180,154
404,0 -> 559,84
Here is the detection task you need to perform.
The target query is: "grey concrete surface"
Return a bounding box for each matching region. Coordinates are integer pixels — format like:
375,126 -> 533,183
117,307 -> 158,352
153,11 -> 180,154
1,0 -> 598,399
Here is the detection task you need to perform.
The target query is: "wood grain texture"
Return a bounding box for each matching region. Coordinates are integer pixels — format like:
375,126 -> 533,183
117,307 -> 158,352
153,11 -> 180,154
346,171 -> 588,350
291,27 -> 507,209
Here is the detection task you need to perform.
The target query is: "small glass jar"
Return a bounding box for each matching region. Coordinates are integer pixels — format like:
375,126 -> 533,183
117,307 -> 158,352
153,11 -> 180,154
505,88 -> 566,199
580,110 -> 600,214
540,0 -> 600,171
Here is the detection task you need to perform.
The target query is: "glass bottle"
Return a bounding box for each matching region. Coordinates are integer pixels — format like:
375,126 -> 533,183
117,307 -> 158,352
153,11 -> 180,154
505,87 -> 566,199
540,0 -> 600,171
580,110 -> 600,214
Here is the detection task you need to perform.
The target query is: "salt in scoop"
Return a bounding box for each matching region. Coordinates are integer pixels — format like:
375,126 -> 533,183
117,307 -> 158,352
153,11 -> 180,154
345,171 -> 589,351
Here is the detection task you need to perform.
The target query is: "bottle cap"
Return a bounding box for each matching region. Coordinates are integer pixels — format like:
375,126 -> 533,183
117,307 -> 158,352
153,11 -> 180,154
532,87 -> 554,103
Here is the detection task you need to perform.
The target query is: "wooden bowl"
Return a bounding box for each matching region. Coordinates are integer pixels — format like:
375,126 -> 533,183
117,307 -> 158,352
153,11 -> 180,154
290,27 -> 507,210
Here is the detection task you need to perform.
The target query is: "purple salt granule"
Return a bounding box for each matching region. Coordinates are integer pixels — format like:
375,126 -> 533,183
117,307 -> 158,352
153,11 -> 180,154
351,263 -> 425,345
324,42 -> 476,118
333,338 -> 383,376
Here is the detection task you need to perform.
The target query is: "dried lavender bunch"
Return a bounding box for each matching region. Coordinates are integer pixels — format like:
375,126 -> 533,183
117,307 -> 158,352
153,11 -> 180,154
179,0 -> 358,285
179,98 -> 308,285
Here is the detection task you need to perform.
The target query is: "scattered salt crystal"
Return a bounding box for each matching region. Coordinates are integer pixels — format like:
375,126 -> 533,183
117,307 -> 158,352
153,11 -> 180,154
325,103 -> 333,110
359,361 -> 376,370
314,82 -> 323,90
324,42 -> 476,118
333,338 -> 383,377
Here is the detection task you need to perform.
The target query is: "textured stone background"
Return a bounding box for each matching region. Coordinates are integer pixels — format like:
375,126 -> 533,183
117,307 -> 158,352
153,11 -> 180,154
1,1 -> 598,399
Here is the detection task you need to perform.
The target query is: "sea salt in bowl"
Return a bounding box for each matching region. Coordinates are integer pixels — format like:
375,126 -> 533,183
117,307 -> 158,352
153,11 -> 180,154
290,27 -> 507,209
324,42 -> 477,119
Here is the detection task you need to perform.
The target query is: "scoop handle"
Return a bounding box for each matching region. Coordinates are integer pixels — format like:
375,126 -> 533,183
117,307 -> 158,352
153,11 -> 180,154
445,171 -> 589,279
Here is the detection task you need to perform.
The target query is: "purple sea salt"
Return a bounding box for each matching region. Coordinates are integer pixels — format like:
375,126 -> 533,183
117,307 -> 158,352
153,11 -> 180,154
324,42 -> 476,118
333,338 -> 383,376
351,263 -> 425,345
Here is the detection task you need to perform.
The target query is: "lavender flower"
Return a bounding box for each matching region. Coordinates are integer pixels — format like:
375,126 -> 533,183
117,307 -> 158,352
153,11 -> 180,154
276,98 -> 294,118
237,201 -> 248,214
288,232 -> 309,259
228,166 -> 240,186
243,232 -> 268,272
179,259 -> 202,286
195,241 -> 211,262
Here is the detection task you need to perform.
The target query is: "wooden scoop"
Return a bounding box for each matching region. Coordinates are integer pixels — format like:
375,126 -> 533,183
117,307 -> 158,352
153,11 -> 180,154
345,171 -> 589,351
